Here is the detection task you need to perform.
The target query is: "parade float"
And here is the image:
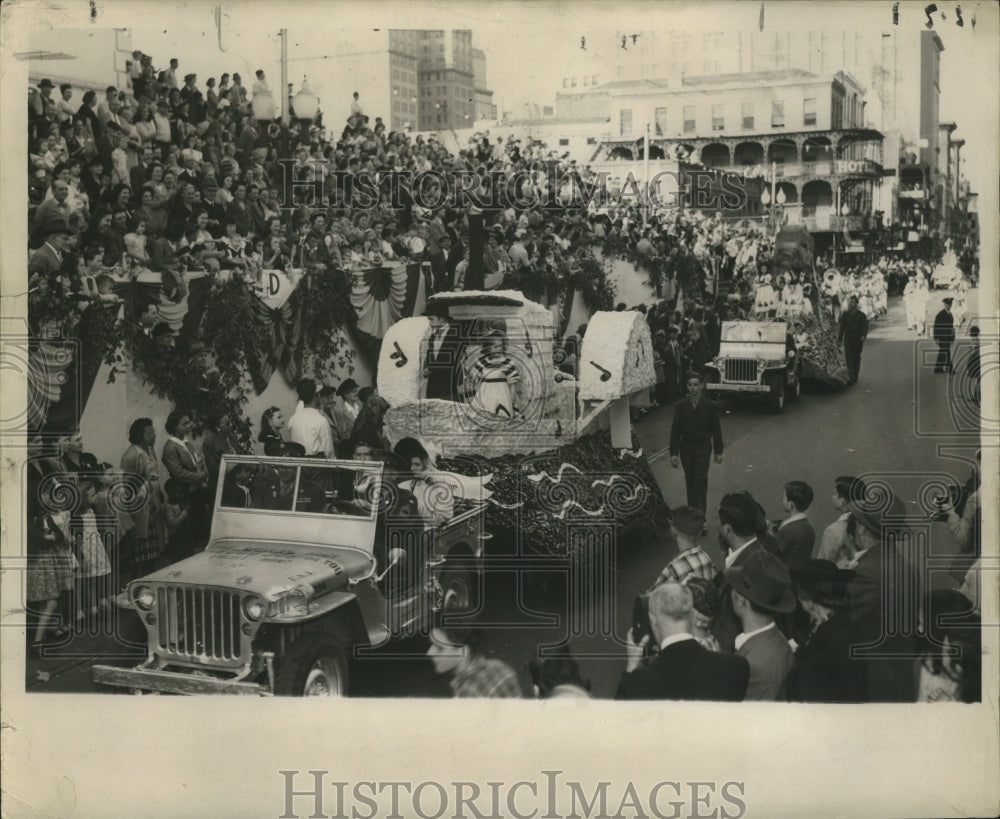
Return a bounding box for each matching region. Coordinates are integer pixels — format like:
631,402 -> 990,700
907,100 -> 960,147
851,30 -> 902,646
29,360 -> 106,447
770,226 -> 849,388
378,291 -> 672,563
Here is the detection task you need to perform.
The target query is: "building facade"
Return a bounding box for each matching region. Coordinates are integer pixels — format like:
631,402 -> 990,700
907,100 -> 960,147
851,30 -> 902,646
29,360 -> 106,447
593,70 -> 882,233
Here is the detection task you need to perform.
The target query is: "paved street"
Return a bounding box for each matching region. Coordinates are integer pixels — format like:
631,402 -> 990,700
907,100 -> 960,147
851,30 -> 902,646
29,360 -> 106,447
24,295 -> 981,698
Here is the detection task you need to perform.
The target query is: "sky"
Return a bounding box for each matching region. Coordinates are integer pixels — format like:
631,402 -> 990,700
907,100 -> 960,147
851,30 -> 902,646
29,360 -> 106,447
121,0 -> 997,197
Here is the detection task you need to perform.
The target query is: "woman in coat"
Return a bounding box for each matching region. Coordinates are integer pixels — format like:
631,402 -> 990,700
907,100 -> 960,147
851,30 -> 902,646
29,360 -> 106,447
785,559 -> 867,703
120,417 -> 164,577
161,409 -> 210,553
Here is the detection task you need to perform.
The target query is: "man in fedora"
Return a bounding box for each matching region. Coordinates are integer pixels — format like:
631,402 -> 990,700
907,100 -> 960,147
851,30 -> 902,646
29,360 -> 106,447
932,297 -> 956,374
844,489 -> 917,701
28,216 -> 72,283
617,580 -> 750,701
725,549 -> 797,700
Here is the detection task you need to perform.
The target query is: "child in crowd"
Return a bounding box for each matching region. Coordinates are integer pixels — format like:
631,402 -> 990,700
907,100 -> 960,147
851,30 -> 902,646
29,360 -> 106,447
162,478 -> 191,563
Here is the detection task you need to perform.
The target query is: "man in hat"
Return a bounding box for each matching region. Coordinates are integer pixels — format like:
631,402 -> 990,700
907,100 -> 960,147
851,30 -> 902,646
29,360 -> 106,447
836,294 -> 868,385
725,549 -> 797,700
617,580 -> 750,701
31,178 -> 81,243
932,297 -> 956,374
843,488 -> 917,701
288,378 -> 334,458
650,505 -> 716,588
28,216 -> 72,282
423,302 -> 462,401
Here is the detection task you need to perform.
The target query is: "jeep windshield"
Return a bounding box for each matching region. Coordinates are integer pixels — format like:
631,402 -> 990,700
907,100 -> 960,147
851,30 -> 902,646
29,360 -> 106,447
215,455 -> 384,520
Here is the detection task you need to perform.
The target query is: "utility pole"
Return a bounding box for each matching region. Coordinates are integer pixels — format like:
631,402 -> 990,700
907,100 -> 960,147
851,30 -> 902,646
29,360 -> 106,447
280,28 -> 288,126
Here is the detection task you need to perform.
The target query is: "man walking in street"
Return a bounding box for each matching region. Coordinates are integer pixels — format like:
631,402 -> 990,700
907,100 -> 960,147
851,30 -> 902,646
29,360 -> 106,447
669,372 -> 724,518
837,295 -> 868,385
932,297 -> 956,374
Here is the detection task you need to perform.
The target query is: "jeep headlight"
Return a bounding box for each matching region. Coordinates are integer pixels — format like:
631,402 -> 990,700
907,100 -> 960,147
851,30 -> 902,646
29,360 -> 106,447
242,595 -> 267,621
134,585 -> 155,611
757,360 -> 767,372
274,585 -> 313,618
715,357 -> 725,369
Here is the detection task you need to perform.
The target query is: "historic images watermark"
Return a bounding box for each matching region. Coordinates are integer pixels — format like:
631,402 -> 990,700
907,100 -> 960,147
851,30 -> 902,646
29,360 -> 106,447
277,771 -> 748,819
275,160 -> 750,214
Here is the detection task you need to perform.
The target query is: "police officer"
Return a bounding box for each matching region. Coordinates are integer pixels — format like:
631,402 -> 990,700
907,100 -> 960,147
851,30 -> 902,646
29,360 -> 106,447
932,297 -> 956,374
837,295 -> 869,385
669,372 -> 724,519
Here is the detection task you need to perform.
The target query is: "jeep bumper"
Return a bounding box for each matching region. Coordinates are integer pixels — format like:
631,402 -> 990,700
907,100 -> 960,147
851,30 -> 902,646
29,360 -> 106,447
705,383 -> 769,393
93,664 -> 269,696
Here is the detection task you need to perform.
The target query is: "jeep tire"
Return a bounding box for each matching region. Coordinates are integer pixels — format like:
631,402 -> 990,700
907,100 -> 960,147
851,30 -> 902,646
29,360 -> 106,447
275,632 -> 349,697
767,374 -> 785,414
440,567 -> 477,613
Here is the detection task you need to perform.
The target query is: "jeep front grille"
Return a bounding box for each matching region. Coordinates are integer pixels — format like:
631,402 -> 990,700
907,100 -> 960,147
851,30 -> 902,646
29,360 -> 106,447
154,586 -> 248,666
724,359 -> 758,383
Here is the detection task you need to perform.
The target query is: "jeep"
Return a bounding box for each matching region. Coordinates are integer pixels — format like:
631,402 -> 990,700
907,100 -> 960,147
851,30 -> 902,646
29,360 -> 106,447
702,321 -> 800,414
93,454 -> 485,696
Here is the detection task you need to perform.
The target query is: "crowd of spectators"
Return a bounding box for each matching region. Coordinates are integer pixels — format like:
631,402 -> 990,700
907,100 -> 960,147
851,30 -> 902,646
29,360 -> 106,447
25,45 -> 979,690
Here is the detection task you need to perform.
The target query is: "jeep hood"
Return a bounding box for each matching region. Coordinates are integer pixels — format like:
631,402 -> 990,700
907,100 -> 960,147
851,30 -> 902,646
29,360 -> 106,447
136,539 -> 374,601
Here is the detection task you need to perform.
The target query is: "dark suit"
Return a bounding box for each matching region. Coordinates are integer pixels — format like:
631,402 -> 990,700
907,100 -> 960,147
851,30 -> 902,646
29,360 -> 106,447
837,307 -> 868,383
775,518 -> 815,571
785,609 -> 868,702
668,397 -> 724,514
932,308 -> 955,373
847,543 -> 918,702
616,637 -> 749,701
738,626 -> 794,700
425,324 -> 462,401
711,539 -> 765,654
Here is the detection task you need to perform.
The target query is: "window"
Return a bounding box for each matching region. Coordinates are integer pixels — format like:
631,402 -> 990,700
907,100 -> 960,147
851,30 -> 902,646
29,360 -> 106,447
571,77 -> 577,88
803,97 -> 816,126
742,102 -> 754,129
563,78 -> 569,88
619,108 -> 633,136
683,105 -> 696,133
712,104 -> 724,131
559,138 -> 570,146
586,136 -> 597,145
654,107 -> 668,136
771,100 -> 785,127
592,75 -> 598,85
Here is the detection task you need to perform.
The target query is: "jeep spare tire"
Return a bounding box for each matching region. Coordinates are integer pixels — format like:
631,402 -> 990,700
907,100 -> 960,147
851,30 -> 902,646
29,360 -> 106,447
275,632 -> 349,697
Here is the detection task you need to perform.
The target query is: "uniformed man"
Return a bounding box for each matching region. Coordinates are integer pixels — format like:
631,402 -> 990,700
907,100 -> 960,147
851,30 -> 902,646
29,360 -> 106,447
837,295 -> 868,386
669,372 -> 724,518
932,297 -> 956,374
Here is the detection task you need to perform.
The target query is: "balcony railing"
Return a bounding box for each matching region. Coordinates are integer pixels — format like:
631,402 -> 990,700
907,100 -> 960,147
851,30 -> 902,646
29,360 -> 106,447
721,158 -> 882,180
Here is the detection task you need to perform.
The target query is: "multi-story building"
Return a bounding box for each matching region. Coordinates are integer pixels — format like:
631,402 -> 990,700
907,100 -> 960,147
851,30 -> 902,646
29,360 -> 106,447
600,28 -> 948,231
410,29 -> 475,130
471,47 -> 497,123
306,30 -> 493,132
593,69 -> 883,236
